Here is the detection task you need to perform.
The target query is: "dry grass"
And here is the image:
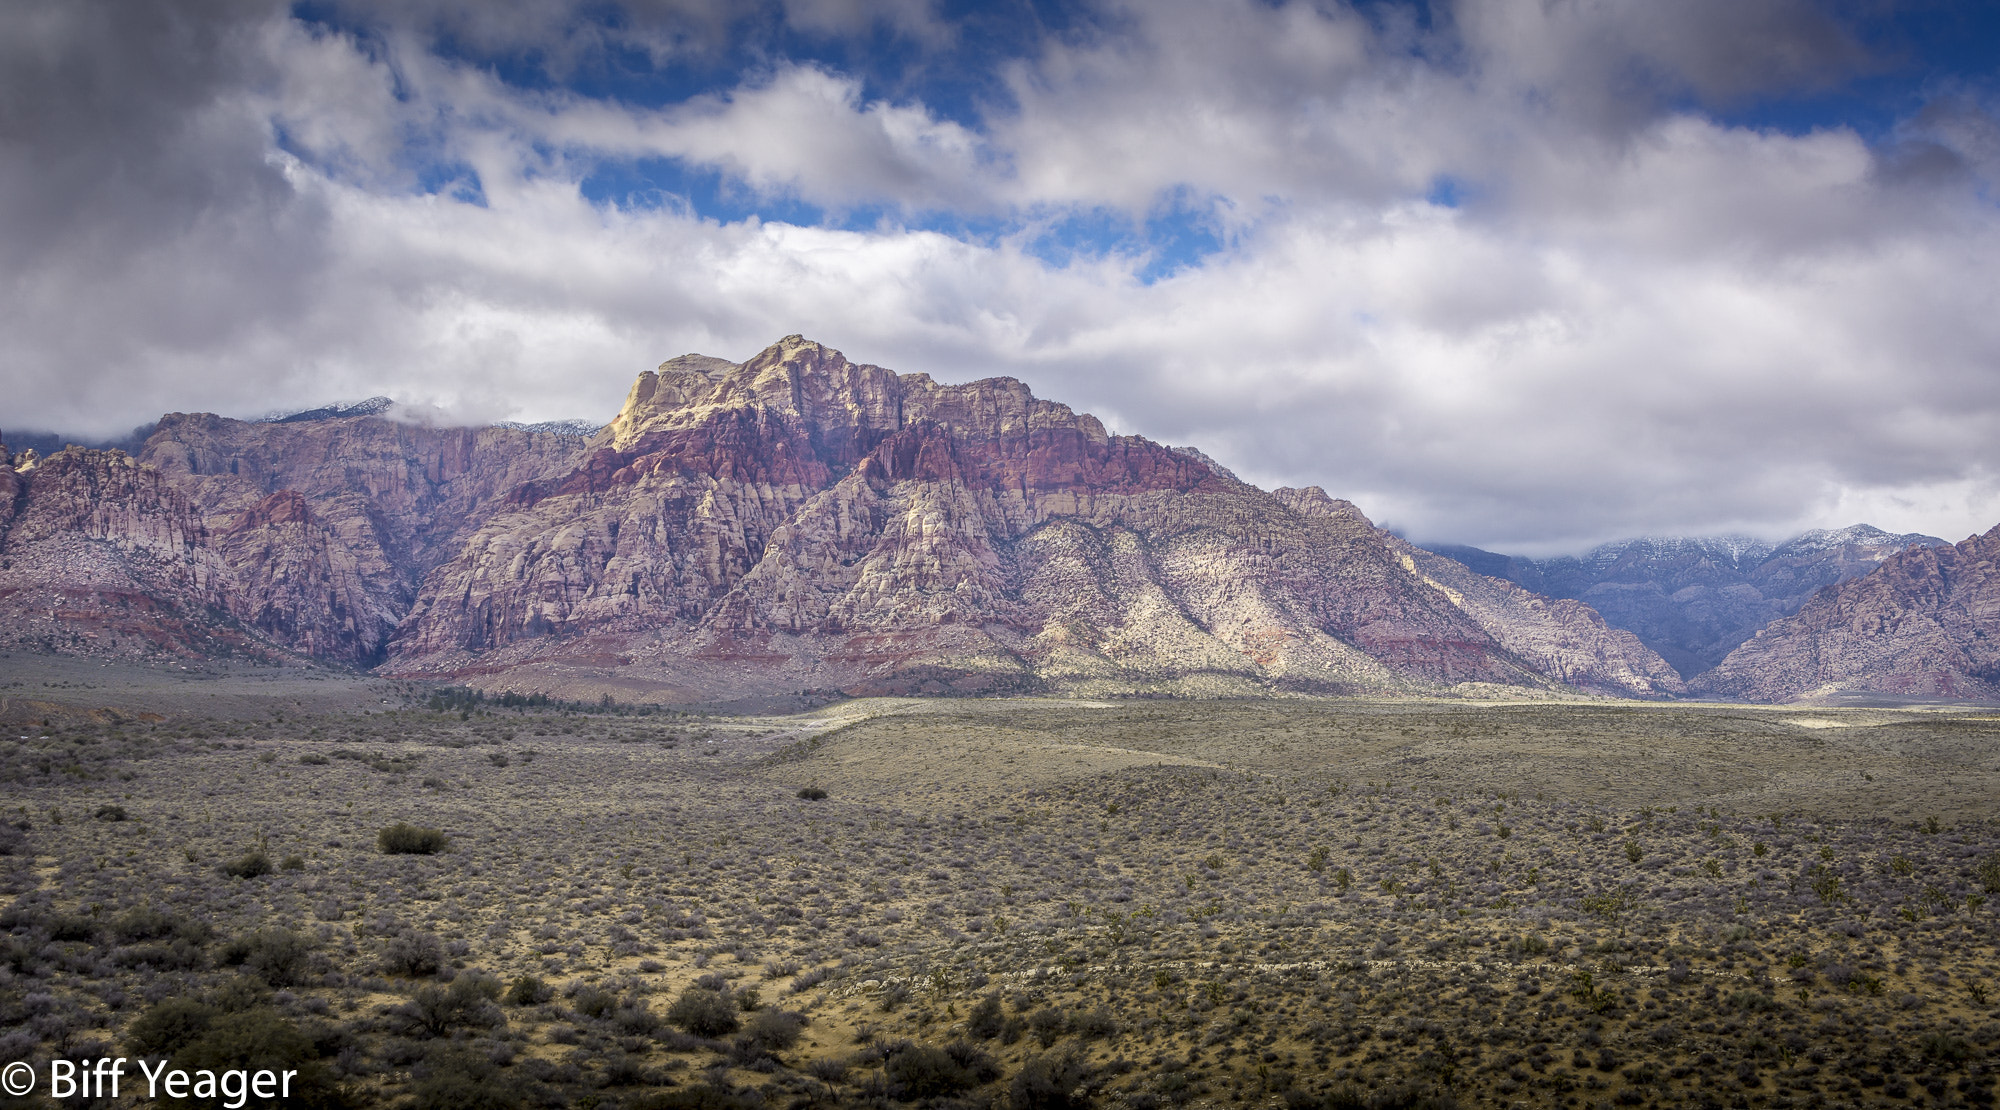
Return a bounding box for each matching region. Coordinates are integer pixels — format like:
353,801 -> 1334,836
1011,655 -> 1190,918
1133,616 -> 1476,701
0,690 -> 1996,1108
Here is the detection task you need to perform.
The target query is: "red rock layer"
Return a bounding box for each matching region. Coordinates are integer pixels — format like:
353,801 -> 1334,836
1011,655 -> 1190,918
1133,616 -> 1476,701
2,337 -> 1684,700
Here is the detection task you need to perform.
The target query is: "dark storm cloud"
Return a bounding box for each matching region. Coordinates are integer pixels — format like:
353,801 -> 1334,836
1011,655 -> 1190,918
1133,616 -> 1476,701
4,0 -> 2000,553
0,0 -> 334,425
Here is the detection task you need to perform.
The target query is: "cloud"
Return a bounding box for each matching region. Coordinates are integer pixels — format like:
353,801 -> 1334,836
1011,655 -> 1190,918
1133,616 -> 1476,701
5,0 -> 2000,555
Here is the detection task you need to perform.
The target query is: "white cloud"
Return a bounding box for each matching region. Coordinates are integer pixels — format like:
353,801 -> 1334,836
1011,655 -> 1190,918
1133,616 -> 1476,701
5,0 -> 2000,555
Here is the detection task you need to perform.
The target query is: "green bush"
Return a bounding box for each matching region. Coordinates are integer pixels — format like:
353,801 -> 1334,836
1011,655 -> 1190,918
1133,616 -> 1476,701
666,987 -> 740,1037
504,974 -> 552,1006
220,849 -> 273,879
408,1048 -> 520,1110
126,997 -> 221,1057
379,929 -> 445,978
570,985 -> 617,1019
1974,852 -> 2000,894
1010,1048 -> 1095,1110
171,1009 -> 350,1109
966,993 -> 1005,1039
218,928 -> 314,987
882,1040 -> 999,1099
378,823 -> 450,855
397,975 -> 502,1038
737,1009 -> 806,1054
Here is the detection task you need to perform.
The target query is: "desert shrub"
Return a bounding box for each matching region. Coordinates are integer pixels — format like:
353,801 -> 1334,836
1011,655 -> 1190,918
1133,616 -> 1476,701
882,1040 -> 1000,1099
94,804 -> 127,821
1011,1048 -> 1095,1109
1975,852 -> 2000,894
504,975 -> 552,1006
395,975 -> 503,1039
48,913 -> 99,941
967,993 -> 1006,1039
569,985 -> 617,1020
628,1086 -> 758,1110
614,999 -> 661,1035
1298,1083 -> 1459,1109
409,1047 -> 519,1110
281,854 -> 306,871
379,823 -> 450,855
114,939 -> 207,971
1071,1005 -> 1118,1040
220,848 -> 273,879
731,1009 -> 806,1063
219,928 -> 313,987
797,786 -> 828,800
1029,1006 -> 1068,1047
111,906 -> 179,943
380,929 -> 446,978
172,1009 -> 348,1109
1919,1033 -> 1972,1064
127,997 -> 220,1057
666,987 -> 740,1037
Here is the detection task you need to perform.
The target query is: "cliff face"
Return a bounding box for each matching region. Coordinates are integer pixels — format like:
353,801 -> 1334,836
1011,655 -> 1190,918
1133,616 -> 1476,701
0,446 -> 263,659
3,337 -> 1683,700
135,413 -> 591,664
1426,525 -> 1947,679
1693,525 -> 2000,702
385,337 -> 1681,700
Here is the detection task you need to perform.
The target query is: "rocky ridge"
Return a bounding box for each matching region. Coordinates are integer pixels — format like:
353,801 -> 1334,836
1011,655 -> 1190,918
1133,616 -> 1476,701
1426,525 -> 1947,679
1693,524 -> 2000,701
1,338 -> 1687,701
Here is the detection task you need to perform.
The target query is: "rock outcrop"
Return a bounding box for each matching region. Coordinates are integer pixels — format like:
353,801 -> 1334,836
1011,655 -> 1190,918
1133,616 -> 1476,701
0,446 -> 261,658
1693,525 -> 2000,702
385,337 -> 1682,700
3,337 -> 1684,700
1428,525 -> 1947,679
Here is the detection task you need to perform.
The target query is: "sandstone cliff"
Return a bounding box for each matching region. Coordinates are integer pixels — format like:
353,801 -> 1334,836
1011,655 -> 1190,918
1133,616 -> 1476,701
0,446 -> 266,658
4,338 -> 1684,700
1693,525 -> 2000,702
385,336 -> 1682,700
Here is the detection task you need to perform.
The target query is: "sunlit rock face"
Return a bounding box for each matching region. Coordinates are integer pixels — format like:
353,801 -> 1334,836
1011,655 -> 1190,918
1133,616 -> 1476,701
1696,525 -> 2000,702
0,337 -> 1682,701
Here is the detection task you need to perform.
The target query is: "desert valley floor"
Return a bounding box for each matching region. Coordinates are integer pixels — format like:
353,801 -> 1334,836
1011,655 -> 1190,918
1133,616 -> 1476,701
1,659 -> 1997,1109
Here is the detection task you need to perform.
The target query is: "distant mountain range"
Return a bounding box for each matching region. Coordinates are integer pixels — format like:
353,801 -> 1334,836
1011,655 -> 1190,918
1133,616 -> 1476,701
1425,527 -> 1948,679
0,336 -> 1682,703
1,336 -> 1993,704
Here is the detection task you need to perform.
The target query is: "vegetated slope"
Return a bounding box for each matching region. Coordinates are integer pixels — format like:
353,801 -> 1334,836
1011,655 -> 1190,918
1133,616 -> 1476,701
0,337 -> 1681,700
1694,523 -> 2000,702
1427,525 -> 1946,680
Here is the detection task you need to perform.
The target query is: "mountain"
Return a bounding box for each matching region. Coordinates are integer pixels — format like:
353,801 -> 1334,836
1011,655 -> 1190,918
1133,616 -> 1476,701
1424,525 -> 1947,679
0,337 -> 1683,701
1692,524 -> 2000,702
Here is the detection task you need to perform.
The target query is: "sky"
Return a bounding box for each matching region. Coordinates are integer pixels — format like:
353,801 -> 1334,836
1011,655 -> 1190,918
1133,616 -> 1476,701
3,0 -> 2000,554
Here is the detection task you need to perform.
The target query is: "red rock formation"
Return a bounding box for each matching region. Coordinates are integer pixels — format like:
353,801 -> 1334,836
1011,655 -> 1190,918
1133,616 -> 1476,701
0,447 -> 265,659
386,337 -> 1682,700
4,337 -> 1685,699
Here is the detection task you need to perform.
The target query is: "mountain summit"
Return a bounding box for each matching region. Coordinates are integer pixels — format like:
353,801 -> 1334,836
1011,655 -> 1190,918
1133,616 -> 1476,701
0,338 -> 1681,702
